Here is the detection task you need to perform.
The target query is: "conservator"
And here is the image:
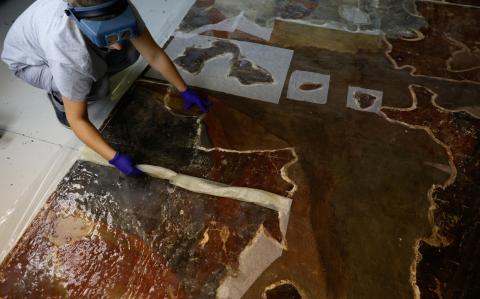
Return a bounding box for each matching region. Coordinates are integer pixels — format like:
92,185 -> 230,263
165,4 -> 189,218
1,0 -> 211,176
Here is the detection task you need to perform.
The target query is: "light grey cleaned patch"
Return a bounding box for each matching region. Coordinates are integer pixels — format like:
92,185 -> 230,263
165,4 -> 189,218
175,14 -> 273,41
287,71 -> 331,105
339,5 -> 371,25
347,86 -> 383,113
146,35 -> 293,104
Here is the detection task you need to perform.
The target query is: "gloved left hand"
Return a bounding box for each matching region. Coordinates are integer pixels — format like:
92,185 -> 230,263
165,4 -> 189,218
109,152 -> 144,177
180,88 -> 212,113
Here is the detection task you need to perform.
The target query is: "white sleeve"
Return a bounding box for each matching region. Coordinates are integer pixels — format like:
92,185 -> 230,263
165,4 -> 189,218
49,61 -> 93,101
45,18 -> 97,101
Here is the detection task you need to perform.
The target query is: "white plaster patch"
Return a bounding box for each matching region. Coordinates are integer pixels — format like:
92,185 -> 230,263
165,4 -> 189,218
216,226 -> 284,299
287,70 -> 331,104
347,86 -> 383,113
147,35 -> 293,104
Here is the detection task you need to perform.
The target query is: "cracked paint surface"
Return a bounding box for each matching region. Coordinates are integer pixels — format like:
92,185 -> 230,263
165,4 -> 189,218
2,0 -> 480,298
0,85 -> 296,298
0,161 -> 286,298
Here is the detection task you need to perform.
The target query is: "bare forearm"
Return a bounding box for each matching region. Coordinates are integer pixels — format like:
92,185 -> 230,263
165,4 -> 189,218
150,52 -> 187,92
70,118 -> 116,161
131,30 -> 188,92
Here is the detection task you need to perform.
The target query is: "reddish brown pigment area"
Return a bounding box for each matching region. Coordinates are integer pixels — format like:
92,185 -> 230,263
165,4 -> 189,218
207,149 -> 293,195
382,85 -> 480,299
56,224 -> 182,298
201,96 -> 290,151
106,83 -> 294,198
353,91 -> 377,109
386,1 -> 480,83
265,282 -> 302,299
299,83 -> 323,91
0,203 -> 183,298
383,86 -> 479,161
134,81 -> 290,151
0,158 -> 288,298
187,62 -> 451,299
135,82 -> 329,298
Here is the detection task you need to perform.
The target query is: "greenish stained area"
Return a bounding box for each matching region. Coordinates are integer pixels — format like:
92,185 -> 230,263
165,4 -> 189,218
179,0 -> 426,37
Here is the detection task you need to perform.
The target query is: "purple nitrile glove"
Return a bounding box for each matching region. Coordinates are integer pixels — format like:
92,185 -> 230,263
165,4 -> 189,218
180,88 -> 212,113
108,152 -> 143,177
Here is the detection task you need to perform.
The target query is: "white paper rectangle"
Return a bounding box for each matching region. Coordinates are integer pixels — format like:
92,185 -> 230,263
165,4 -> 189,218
147,35 -> 293,104
287,70 -> 331,104
347,86 -> 384,114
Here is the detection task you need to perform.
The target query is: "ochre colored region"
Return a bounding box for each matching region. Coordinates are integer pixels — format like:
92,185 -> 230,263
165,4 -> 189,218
386,1 -> 480,83
271,20 -> 385,54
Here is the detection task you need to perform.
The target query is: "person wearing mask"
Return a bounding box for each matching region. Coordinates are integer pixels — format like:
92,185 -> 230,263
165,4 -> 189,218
1,0 -> 211,176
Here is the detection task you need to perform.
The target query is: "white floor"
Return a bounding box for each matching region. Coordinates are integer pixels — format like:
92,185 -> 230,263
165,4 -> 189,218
0,0 -> 194,262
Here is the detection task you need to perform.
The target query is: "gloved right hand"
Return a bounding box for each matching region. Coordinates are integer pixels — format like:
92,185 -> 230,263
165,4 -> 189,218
108,152 -> 143,177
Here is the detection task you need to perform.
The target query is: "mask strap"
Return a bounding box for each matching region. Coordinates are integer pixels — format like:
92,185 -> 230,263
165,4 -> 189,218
68,0 -> 128,20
